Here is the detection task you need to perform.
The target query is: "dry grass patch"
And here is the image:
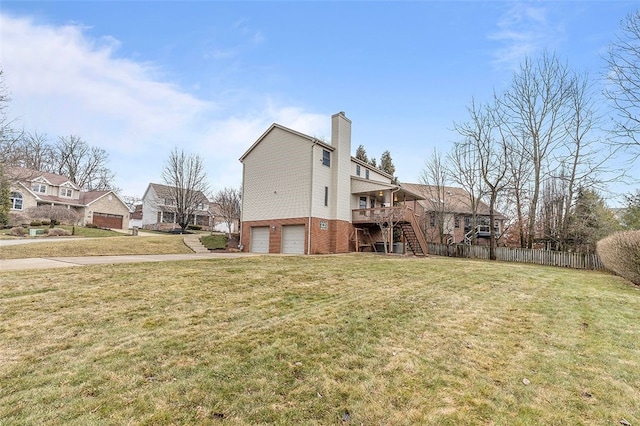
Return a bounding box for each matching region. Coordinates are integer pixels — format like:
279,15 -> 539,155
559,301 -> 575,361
1,255 -> 639,424
0,235 -> 192,259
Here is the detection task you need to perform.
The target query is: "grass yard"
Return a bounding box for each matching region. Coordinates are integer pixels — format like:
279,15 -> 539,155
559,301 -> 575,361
1,255 -> 639,425
0,235 -> 192,259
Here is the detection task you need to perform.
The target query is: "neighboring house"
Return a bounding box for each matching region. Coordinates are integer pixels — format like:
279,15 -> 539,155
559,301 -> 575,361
141,183 -> 216,231
6,167 -> 130,229
129,204 -> 143,229
239,111 -> 427,255
401,183 -> 506,245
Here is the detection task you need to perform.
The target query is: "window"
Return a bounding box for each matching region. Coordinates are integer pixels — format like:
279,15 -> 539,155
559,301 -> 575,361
60,188 -> 72,197
32,183 -> 46,193
322,149 -> 331,167
10,192 -> 23,210
356,165 -> 361,176
162,212 -> 175,223
324,186 -> 329,207
164,198 -> 175,206
429,213 -> 436,228
454,217 -> 460,228
359,197 -> 367,209
365,169 -> 369,179
370,198 -> 375,208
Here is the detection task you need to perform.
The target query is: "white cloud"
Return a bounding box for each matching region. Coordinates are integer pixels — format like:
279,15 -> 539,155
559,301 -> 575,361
489,3 -> 565,69
0,12 -> 326,197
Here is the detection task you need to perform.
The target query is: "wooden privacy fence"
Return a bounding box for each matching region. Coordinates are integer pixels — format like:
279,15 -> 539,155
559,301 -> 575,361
426,243 -> 605,271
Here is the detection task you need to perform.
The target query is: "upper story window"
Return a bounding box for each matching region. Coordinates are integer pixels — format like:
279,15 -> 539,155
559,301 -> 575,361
60,188 -> 72,197
10,192 -> 23,210
356,165 -> 361,176
454,217 -> 460,228
322,149 -> 331,167
164,198 -> 175,206
365,169 -> 370,180
32,183 -> 46,193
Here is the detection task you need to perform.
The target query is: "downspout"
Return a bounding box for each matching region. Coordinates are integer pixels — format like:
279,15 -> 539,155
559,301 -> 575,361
308,141 -> 316,255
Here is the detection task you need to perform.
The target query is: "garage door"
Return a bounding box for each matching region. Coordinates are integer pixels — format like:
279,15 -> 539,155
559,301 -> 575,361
250,226 -> 270,253
93,212 -> 123,229
282,225 -> 305,254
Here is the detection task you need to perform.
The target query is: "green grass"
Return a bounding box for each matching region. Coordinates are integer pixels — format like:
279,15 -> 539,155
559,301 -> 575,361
0,235 -> 192,259
0,255 -> 639,425
58,225 -> 123,237
200,234 -> 228,250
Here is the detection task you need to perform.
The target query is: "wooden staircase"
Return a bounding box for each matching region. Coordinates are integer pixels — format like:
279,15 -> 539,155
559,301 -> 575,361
400,209 -> 427,257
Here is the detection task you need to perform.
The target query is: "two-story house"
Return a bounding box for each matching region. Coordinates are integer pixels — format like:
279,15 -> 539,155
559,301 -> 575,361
401,183 -> 506,245
239,111 -> 427,255
6,167 -> 130,229
141,183 -> 215,231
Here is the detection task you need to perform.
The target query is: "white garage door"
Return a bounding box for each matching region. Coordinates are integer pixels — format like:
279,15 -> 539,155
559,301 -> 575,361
282,225 -> 305,254
250,226 -> 270,253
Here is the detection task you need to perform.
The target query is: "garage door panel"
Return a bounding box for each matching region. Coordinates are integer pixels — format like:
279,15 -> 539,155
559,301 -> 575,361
282,225 -> 305,254
93,212 -> 123,229
250,226 -> 270,253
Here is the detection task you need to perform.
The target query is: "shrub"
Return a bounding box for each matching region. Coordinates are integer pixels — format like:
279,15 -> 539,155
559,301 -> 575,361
187,225 -> 202,231
596,230 -> 640,285
85,223 -> 99,229
10,226 -> 26,236
41,220 -> 51,226
30,220 -> 43,227
47,228 -> 71,237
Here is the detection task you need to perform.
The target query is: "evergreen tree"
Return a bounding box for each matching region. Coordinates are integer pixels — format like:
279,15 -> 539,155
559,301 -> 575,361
355,145 -> 368,163
379,150 -> 397,183
0,165 -> 9,226
621,189 -> 640,229
568,188 -> 620,253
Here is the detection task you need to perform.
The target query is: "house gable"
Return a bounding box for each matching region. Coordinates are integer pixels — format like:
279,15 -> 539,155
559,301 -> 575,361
241,125 -> 332,222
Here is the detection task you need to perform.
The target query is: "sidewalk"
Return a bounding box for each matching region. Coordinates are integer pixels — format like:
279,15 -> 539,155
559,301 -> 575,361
0,252 -> 257,272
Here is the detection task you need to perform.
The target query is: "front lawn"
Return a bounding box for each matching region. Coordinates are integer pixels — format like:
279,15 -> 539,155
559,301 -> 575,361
0,235 -> 192,259
0,255 -> 638,424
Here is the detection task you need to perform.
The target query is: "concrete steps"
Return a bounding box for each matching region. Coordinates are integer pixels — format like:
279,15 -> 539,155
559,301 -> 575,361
183,235 -> 210,253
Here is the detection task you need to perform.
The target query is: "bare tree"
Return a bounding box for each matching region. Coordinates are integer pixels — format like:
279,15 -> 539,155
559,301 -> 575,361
448,139 -> 485,245
0,70 -> 23,168
604,10 -> 640,155
20,131 -> 54,171
496,52 -> 572,248
54,135 -> 116,191
455,98 -> 511,260
420,148 -> 451,244
372,206 -> 405,254
161,148 -> 210,232
213,187 -> 241,236
120,195 -> 142,211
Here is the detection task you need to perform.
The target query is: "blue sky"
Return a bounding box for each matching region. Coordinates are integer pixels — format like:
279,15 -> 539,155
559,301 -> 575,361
1,1 -> 638,201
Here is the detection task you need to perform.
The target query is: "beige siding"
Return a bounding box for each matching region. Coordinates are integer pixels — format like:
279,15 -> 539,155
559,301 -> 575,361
242,127 -> 313,221
330,113 -> 352,222
310,144 -> 333,218
10,185 -> 38,211
85,194 -> 130,229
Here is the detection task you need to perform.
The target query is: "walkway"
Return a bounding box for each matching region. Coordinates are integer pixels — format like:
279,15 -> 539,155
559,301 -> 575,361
0,252 -> 257,272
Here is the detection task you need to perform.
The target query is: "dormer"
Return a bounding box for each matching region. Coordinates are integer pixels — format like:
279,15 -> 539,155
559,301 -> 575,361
58,181 -> 78,199
30,176 -> 51,195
